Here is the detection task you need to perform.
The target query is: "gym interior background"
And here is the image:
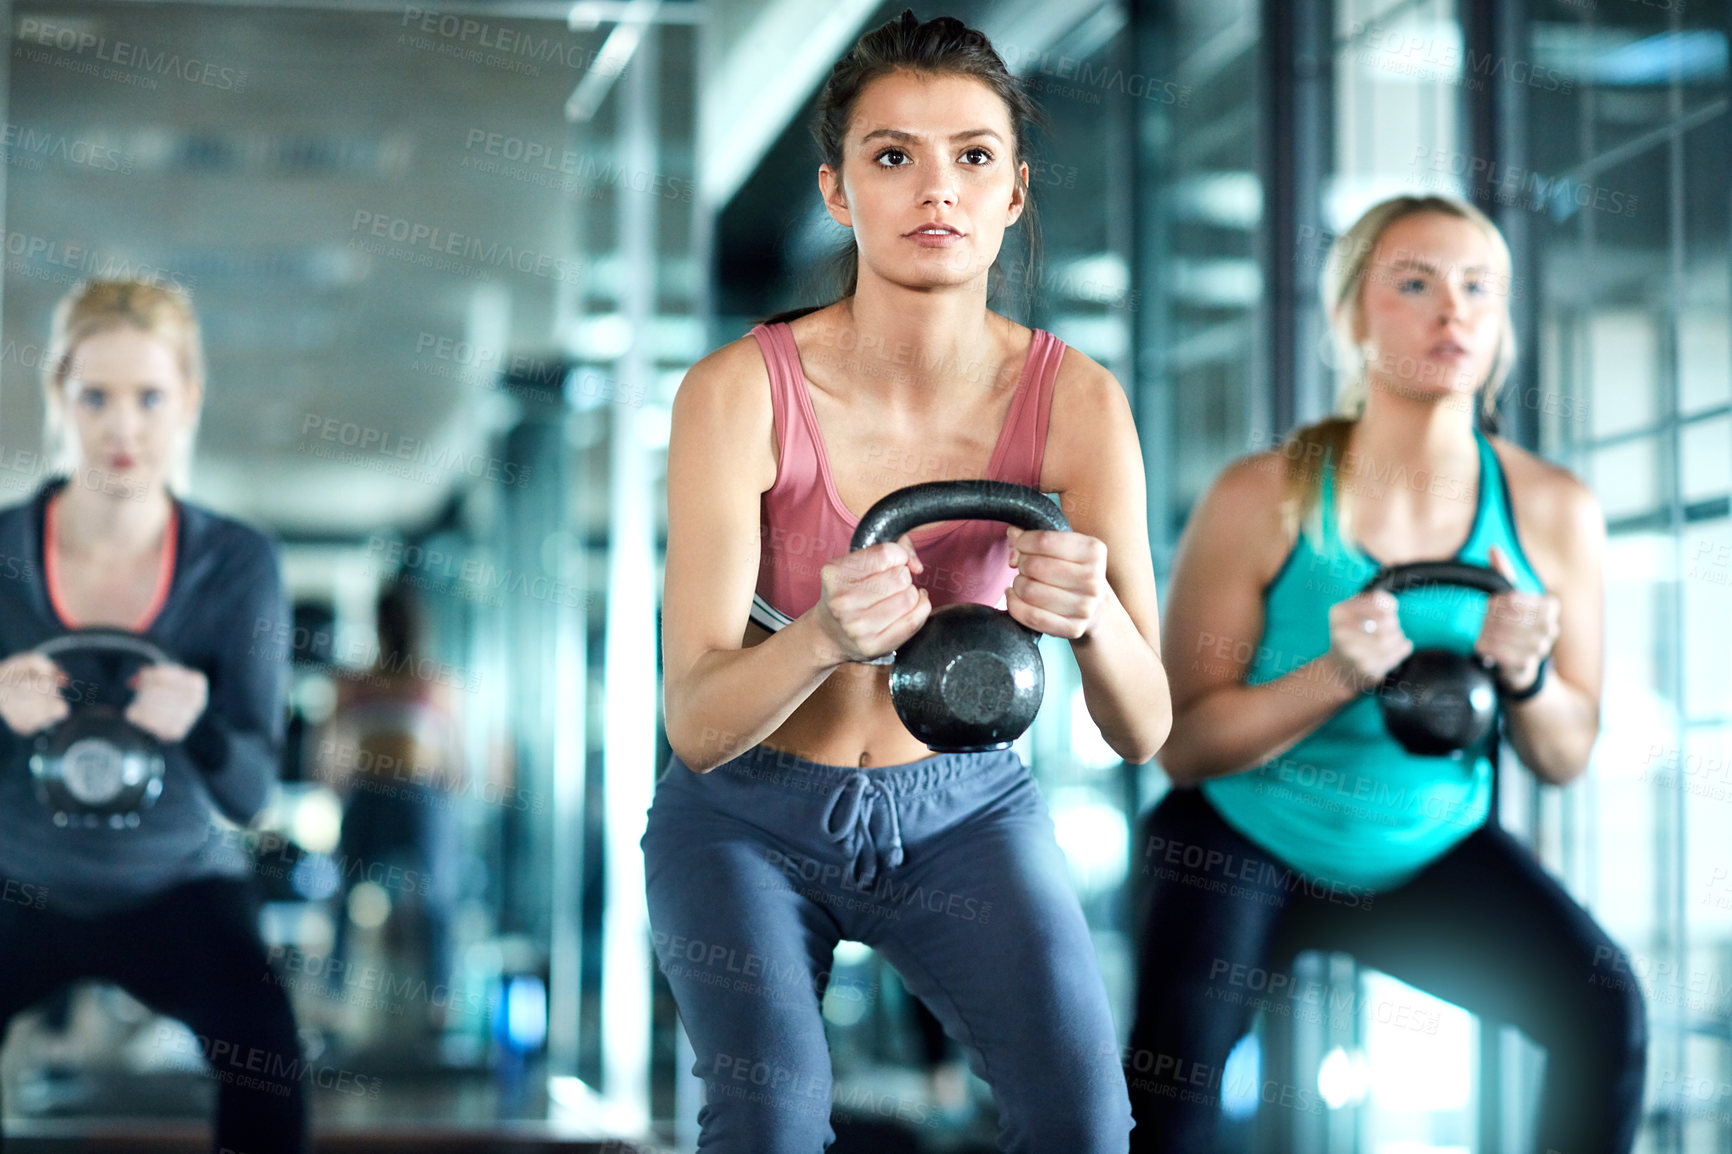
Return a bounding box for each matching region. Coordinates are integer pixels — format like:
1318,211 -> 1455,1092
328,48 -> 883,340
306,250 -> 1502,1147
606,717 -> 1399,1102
0,0 -> 1726,1150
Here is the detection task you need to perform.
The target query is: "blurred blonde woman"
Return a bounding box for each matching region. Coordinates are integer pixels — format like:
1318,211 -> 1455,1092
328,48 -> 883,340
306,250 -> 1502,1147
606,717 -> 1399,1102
1126,196 -> 1644,1152
0,280 -> 306,1150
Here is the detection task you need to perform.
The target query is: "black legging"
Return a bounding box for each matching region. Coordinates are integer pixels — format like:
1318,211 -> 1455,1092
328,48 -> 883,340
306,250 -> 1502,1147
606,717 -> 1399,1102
0,876 -> 308,1153
1128,788 -> 1646,1154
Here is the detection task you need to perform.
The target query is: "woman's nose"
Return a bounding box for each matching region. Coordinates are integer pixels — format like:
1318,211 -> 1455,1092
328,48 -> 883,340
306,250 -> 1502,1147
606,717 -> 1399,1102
920,171 -> 958,209
1437,280 -> 1468,323
106,399 -> 143,439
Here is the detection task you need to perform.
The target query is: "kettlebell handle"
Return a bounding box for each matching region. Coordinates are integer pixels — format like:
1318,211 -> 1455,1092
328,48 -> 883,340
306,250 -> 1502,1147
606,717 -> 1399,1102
1362,560 -> 1513,598
850,481 -> 1070,553
1364,561 -> 1507,682
33,628 -> 175,667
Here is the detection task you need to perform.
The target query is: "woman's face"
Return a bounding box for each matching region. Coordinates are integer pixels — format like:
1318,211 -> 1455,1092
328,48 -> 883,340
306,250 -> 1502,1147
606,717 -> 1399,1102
820,69 -> 1027,295
58,325 -> 201,494
1356,212 -> 1508,409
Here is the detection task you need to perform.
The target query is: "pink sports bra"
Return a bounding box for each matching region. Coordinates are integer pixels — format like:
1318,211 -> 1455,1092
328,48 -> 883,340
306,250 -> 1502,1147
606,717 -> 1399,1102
747,322 -> 1065,645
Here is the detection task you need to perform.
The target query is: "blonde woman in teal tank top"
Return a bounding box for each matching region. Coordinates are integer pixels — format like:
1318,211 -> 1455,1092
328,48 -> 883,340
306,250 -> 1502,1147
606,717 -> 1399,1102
1126,196 -> 1645,1153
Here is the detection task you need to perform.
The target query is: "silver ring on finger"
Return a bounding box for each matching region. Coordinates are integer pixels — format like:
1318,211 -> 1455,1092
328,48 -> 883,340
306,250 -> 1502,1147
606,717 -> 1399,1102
1362,619 -> 1378,634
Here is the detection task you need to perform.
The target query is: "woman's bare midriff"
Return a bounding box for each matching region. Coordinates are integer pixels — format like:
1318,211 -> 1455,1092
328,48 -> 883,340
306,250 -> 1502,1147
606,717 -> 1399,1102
742,622 -> 936,768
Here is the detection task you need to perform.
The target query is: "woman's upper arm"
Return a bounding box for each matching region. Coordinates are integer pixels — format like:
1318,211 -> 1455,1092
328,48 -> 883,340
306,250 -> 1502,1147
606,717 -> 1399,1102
661,338 -> 778,701
1160,457 -> 1291,716
221,534 -> 290,738
1523,468 -> 1606,711
1041,354 -> 1161,647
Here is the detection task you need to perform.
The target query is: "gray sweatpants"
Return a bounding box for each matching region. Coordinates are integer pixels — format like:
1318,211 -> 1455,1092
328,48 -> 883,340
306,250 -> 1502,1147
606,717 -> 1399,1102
642,742 -> 1131,1153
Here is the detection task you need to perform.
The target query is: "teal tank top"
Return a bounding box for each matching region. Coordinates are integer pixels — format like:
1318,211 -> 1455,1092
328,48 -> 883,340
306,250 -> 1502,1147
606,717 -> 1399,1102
1200,429 -> 1544,892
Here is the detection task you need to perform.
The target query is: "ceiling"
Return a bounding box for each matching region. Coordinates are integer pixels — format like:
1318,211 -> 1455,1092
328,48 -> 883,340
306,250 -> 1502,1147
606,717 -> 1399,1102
0,0 -> 1116,542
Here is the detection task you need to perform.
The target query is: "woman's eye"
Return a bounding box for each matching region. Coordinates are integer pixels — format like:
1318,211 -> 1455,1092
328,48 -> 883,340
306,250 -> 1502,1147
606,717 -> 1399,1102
77,389 -> 106,410
874,148 -> 910,167
140,388 -> 165,410
1464,279 -> 1490,297
1398,277 -> 1427,293
960,146 -> 994,165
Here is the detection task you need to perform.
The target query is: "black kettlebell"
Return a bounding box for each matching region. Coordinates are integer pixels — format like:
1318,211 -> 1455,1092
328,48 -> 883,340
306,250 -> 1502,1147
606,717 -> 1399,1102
1363,561 -> 1514,757
850,480 -> 1070,753
28,629 -> 172,829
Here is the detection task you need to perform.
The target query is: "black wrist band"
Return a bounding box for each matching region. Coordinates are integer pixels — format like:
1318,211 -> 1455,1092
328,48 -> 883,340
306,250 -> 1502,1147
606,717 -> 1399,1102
1499,657 -> 1548,702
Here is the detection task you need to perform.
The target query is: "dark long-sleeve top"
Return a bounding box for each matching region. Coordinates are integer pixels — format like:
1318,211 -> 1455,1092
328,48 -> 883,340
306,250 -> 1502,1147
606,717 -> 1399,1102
0,479 -> 290,918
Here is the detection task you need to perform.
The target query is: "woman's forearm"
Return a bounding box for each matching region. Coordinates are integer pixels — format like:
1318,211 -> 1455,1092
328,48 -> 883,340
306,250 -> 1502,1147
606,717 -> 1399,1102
1071,589 -> 1172,764
665,614 -> 844,771
1159,656 -> 1362,786
1503,674 -> 1599,785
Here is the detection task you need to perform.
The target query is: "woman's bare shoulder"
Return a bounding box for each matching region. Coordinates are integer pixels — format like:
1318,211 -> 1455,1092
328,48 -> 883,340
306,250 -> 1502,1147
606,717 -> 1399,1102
1184,451 -> 1301,586
1040,341 -> 1135,473
1046,333 -> 1115,399
1488,435 -> 1604,569
1213,448 -> 1296,515
670,332 -> 777,491
680,331 -> 772,398
1489,437 -> 1602,529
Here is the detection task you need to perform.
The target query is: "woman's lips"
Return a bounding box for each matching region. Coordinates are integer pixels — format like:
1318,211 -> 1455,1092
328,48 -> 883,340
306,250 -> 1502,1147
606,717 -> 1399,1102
906,225 -> 964,248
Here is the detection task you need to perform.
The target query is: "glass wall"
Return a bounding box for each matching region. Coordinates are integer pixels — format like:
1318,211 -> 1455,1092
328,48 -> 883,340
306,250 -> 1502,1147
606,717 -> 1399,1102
1131,1 -> 1269,1139
1141,0 -> 1268,549
1520,2 -> 1731,1150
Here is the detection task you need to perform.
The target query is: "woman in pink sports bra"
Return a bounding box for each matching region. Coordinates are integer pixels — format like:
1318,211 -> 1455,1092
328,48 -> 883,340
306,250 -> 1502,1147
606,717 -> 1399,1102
644,12 -> 1170,1153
